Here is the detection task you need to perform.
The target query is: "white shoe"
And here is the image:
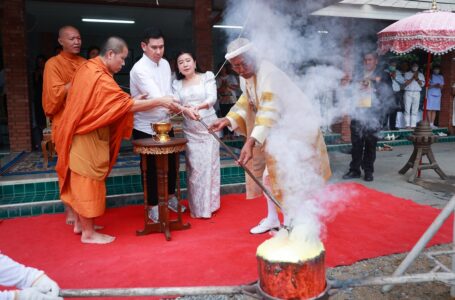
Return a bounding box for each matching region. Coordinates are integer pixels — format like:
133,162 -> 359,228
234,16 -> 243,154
168,196 -> 186,213
438,132 -> 447,137
148,206 -> 159,223
250,218 -> 280,234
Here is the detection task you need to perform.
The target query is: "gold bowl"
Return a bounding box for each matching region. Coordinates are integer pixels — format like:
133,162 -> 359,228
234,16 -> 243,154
152,122 -> 172,142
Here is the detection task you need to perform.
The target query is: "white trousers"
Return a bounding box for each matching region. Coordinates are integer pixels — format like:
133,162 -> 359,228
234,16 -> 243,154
262,167 -> 281,224
404,91 -> 421,127
396,111 -> 405,129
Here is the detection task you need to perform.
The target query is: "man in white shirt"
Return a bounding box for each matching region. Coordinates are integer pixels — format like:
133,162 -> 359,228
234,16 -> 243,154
130,27 -> 186,222
403,62 -> 425,128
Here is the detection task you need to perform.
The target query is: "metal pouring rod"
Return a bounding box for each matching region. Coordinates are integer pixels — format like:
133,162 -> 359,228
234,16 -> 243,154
61,285 -> 246,298
198,118 -> 283,211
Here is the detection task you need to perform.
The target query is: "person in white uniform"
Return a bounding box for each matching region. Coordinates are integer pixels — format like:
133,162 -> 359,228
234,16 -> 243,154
172,51 -> 220,218
210,38 -> 331,234
426,66 -> 444,128
403,62 -> 425,128
0,253 -> 61,300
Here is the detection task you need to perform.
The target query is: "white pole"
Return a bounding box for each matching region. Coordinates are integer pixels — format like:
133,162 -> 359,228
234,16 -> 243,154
61,285 -> 246,298
382,195 -> 455,293
332,272 -> 455,289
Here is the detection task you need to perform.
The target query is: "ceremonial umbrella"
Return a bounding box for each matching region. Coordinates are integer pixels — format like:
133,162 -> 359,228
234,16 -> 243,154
377,0 -> 455,120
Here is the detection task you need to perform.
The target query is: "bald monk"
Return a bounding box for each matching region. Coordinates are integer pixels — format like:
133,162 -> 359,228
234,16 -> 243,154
42,25 -> 86,226
55,37 -> 197,244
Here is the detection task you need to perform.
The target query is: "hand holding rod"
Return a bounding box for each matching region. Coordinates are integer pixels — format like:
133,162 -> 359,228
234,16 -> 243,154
198,118 -> 283,211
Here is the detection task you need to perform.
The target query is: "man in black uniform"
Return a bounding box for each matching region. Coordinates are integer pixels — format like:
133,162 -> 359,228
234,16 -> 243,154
343,51 -> 392,182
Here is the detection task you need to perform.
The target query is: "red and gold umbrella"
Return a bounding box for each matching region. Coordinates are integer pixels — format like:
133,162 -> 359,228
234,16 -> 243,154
377,0 -> 455,120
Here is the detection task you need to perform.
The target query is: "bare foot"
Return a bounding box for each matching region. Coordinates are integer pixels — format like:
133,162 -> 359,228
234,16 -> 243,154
81,232 -> 115,244
74,224 -> 104,234
65,206 -> 76,225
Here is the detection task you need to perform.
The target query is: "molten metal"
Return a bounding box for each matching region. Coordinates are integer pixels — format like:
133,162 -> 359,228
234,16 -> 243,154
256,228 -> 327,299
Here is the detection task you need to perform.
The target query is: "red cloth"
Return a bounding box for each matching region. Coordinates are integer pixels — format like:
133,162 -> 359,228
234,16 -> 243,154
0,183 -> 452,293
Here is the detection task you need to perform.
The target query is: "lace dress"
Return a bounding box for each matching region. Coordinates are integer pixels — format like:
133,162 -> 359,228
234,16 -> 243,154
172,72 -> 220,218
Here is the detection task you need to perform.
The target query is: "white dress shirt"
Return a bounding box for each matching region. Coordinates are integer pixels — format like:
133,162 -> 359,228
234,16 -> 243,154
404,71 -> 425,92
130,54 -> 172,135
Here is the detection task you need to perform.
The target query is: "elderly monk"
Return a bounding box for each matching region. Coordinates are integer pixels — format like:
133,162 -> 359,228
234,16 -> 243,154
210,38 -> 331,234
42,25 -> 86,226
55,37 -> 192,244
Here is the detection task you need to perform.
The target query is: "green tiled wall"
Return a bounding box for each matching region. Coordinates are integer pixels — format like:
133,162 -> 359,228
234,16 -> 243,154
0,166 -> 246,218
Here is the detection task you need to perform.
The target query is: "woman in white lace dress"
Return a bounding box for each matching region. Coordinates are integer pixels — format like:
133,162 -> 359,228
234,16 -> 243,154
172,51 -> 220,218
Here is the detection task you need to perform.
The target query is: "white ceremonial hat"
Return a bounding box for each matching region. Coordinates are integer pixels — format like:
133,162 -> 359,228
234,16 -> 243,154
225,38 -> 253,60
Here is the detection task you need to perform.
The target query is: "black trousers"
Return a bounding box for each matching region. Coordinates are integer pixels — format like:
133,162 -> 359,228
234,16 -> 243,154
349,120 -> 378,175
132,129 -> 177,206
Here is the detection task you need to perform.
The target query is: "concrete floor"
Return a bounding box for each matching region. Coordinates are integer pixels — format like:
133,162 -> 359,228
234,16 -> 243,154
329,142 -> 455,209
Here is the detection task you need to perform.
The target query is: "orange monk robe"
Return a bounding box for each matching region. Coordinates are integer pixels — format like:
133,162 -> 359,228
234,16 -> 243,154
55,57 -> 133,218
42,52 -> 86,140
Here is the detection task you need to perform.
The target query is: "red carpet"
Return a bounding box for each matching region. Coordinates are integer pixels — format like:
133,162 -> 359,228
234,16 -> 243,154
0,183 -> 452,292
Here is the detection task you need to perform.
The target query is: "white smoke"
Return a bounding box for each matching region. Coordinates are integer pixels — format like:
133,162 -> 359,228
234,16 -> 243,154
220,0 -> 388,241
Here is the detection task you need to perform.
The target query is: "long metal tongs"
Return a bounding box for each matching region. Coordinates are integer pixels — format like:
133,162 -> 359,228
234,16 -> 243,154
198,118 -> 283,211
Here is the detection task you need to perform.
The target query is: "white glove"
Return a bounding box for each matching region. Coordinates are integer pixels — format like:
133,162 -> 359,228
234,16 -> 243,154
31,274 -> 60,297
17,288 -> 63,300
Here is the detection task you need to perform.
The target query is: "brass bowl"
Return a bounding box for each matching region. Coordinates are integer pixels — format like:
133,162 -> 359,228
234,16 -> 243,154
152,122 -> 172,142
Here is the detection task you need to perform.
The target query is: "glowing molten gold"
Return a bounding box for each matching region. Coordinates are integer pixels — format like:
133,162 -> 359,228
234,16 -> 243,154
256,226 -> 324,263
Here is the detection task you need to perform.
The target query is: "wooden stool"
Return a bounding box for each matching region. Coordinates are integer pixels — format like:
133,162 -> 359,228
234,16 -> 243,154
132,137 -> 190,241
41,129 -> 54,169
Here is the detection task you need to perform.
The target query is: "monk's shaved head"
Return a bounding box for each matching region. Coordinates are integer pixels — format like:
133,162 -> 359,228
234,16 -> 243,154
57,25 -> 81,54
58,25 -> 79,38
100,37 -> 129,74
101,37 -> 128,56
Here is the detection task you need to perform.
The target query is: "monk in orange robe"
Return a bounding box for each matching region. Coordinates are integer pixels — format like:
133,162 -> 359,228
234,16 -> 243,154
55,37 -> 197,244
42,26 -> 86,226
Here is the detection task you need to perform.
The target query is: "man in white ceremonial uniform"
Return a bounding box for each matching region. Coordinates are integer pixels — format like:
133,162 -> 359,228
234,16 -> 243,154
130,27 -> 185,222
211,38 -> 331,234
403,62 -> 425,128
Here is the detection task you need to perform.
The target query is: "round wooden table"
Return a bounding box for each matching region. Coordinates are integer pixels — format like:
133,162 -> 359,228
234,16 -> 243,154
132,137 -> 190,241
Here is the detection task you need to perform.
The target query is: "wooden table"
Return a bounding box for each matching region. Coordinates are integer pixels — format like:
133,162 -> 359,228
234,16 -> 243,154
132,137 -> 190,241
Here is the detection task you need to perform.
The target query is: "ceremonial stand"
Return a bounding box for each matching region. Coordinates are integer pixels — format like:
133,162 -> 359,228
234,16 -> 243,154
132,137 -> 190,241
398,121 -> 448,183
